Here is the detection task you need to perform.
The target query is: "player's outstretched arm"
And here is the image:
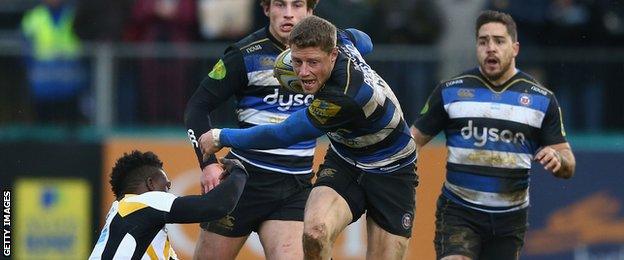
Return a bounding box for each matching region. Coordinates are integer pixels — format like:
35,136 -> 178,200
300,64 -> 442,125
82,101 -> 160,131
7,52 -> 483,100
165,158 -> 248,224
535,142 -> 575,179
199,108 -> 325,155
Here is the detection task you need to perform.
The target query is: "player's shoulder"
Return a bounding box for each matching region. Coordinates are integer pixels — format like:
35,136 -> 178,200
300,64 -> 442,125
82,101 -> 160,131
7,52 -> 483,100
121,192 -> 177,213
512,70 -> 554,97
325,53 -> 364,97
437,68 -> 482,90
230,28 -> 281,56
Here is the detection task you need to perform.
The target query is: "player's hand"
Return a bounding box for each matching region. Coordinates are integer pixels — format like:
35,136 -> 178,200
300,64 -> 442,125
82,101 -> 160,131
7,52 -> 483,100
199,129 -> 223,160
534,147 -> 562,173
220,158 -> 249,179
200,163 -> 224,194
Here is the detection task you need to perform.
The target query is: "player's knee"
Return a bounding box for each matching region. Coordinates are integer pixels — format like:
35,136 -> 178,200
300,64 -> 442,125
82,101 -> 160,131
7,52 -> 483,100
303,223 -> 329,253
395,238 -> 408,251
440,255 -> 472,260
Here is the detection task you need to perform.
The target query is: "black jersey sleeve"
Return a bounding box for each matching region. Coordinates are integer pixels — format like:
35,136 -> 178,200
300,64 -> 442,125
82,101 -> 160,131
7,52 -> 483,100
184,47 -> 247,168
413,84 -> 448,136
539,95 -> 568,146
165,159 -> 248,224
306,94 -> 363,132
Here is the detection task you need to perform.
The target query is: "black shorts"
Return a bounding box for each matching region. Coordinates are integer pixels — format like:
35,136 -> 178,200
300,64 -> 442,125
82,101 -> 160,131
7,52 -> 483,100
314,150 -> 418,238
201,161 -> 312,237
434,195 -> 528,260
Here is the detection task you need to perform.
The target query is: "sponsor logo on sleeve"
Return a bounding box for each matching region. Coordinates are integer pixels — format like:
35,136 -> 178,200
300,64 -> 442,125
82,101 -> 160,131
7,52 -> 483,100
308,99 -> 342,124
208,59 -> 226,80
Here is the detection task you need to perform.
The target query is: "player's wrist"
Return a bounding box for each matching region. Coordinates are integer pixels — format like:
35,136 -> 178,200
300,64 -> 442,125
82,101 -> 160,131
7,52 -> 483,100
212,129 -> 222,148
554,150 -> 564,170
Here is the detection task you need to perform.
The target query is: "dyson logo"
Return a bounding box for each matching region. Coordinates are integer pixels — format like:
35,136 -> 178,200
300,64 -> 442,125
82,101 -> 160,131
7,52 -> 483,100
461,120 -> 526,147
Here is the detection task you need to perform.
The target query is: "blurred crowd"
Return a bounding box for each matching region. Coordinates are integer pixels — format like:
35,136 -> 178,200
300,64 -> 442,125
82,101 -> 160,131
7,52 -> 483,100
1,0 -> 623,132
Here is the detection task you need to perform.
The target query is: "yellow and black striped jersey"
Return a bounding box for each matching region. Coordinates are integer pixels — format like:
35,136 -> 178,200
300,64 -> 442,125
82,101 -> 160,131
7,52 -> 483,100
89,167 -> 248,260
89,192 -> 179,260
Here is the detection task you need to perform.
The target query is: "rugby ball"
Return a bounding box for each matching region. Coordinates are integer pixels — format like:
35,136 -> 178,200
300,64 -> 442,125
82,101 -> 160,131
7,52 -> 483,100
274,49 -> 304,93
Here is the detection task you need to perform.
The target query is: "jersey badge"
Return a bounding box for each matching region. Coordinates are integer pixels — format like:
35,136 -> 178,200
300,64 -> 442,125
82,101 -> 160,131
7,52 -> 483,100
457,88 -> 475,99
518,93 -> 532,106
260,56 -> 275,68
208,59 -> 226,80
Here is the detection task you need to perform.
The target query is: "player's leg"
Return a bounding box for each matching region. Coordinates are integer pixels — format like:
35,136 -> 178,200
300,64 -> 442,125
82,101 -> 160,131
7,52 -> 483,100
362,164 -> 418,260
303,151 -> 367,259
194,161 -> 284,259
366,217 -> 410,260
193,230 -> 247,260
479,208 -> 527,260
258,220 -> 304,260
302,186 -> 353,260
257,173 -> 312,260
434,196 -> 483,260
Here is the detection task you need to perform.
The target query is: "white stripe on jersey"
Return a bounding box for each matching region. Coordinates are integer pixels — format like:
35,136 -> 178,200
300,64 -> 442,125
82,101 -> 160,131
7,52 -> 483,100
229,150 -> 313,174
362,85 -> 386,117
89,201 -> 118,260
444,101 -> 545,128
237,108 -> 289,125
89,193 -> 176,260
330,140 -> 416,170
125,191 -> 177,212
142,229 -> 169,260
327,108 -> 401,148
447,146 -> 532,169
113,234 -> 137,259
247,70 -> 279,86
249,147 -> 315,157
444,182 -> 529,213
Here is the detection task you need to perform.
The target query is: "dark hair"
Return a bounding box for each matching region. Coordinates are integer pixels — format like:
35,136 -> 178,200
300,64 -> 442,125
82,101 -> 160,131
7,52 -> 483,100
260,0 -> 318,10
476,10 -> 517,42
288,16 -> 336,53
110,150 -> 164,200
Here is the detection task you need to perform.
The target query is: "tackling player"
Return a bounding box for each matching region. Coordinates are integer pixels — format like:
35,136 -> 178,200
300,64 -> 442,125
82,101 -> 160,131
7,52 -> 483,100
89,151 -> 247,259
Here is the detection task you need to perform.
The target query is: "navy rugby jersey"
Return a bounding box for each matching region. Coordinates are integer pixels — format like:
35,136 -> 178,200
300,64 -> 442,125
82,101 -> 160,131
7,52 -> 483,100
186,27 -> 314,174
305,42 -> 417,173
414,68 -> 567,212
186,27 -> 370,175
219,37 -> 414,174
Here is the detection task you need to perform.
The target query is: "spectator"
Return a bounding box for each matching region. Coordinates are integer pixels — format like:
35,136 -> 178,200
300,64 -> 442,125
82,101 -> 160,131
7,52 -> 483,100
21,0 -> 87,124
125,0 -> 198,124
196,0 -> 254,41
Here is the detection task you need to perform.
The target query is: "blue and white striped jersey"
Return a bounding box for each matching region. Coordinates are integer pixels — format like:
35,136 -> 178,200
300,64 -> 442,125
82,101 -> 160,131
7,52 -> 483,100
415,68 -> 567,212
305,41 -> 417,173
186,27 -> 372,175
225,28 -> 315,174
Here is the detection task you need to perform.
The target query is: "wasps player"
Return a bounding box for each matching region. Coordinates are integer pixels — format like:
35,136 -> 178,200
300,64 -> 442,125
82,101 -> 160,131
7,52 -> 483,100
89,151 -> 247,259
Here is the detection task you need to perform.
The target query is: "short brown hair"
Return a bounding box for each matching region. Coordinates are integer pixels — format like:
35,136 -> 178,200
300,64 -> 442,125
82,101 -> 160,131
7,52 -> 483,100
476,10 -> 517,42
260,0 -> 318,10
288,16 -> 336,53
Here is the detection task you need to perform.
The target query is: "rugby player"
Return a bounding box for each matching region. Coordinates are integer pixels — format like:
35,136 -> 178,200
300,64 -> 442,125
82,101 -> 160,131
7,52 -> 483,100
199,16 -> 418,260
184,1 -> 372,259
89,151 -> 247,259
410,10 -> 576,260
